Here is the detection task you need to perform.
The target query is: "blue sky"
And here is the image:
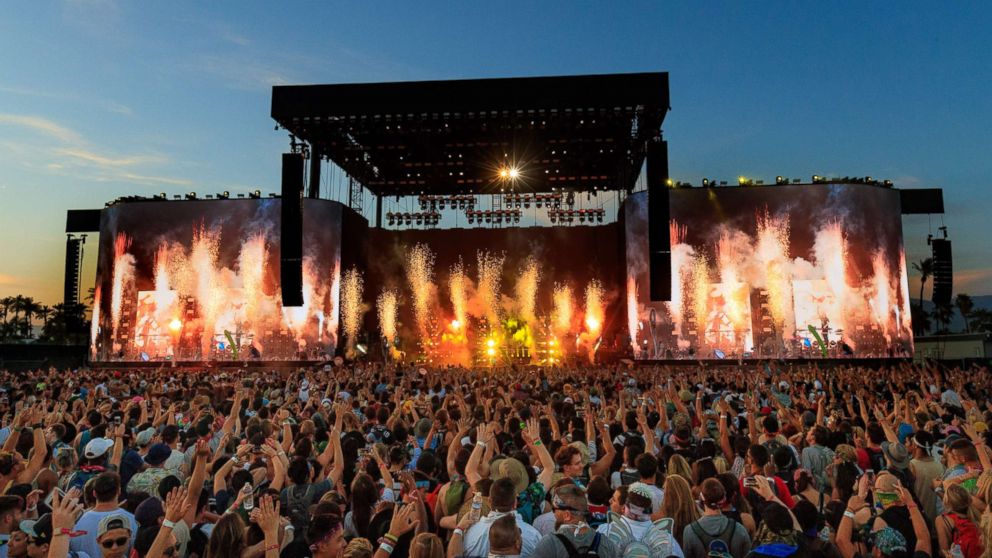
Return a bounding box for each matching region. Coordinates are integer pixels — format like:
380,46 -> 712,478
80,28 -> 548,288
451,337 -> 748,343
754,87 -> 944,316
0,1 -> 990,305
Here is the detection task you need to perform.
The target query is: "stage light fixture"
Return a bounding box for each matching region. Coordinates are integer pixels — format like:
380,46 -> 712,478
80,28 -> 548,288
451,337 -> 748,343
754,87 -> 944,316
702,178 -> 710,187
186,192 -> 197,200
508,167 -> 519,179
498,168 -> 509,179
249,190 -> 261,199
666,178 -> 674,187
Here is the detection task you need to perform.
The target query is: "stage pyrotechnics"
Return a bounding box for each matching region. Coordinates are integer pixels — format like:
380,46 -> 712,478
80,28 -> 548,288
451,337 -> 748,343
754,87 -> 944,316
68,73 -> 944,366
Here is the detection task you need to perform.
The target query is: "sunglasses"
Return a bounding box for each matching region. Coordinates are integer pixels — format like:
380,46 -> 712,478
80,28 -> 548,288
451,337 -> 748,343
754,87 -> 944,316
101,537 -> 130,549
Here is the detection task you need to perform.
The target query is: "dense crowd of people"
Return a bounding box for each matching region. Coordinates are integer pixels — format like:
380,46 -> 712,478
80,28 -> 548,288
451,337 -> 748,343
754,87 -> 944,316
0,360 -> 989,558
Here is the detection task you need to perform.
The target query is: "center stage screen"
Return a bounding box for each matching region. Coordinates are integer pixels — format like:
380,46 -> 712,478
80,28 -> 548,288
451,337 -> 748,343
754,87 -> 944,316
353,225 -> 624,365
90,199 -> 342,362
625,185 -> 913,359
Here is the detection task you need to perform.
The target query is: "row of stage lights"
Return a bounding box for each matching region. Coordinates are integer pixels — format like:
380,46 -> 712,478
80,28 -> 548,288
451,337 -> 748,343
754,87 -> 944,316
548,208 -> 606,224
417,195 -> 478,211
465,209 -> 522,225
386,211 -> 442,227
107,190 -> 275,206
667,176 -> 894,188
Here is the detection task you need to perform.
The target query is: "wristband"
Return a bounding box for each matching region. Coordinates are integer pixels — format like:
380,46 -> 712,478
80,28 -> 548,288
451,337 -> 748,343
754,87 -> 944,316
533,440 -> 542,446
453,528 -> 464,537
476,441 -> 487,449
379,542 -> 395,555
843,510 -> 856,519
162,519 -> 177,529
265,543 -> 280,552
383,532 -> 399,544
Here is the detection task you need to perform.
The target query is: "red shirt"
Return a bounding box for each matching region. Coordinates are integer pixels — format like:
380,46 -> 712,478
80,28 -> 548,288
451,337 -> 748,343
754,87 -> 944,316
739,476 -> 796,508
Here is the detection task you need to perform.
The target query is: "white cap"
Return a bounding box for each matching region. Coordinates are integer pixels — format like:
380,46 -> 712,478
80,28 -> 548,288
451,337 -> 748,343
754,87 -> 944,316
84,438 -> 114,459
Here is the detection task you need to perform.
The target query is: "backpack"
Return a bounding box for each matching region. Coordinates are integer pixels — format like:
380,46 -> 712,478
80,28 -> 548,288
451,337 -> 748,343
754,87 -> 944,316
65,465 -> 104,491
690,516 -> 737,558
604,514 -> 675,558
284,484 -> 317,537
554,532 -> 601,558
943,513 -> 985,558
746,541 -> 801,558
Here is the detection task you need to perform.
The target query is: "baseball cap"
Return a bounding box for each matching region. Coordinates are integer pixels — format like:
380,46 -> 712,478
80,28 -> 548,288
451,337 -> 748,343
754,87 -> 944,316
20,513 -> 53,545
144,443 -> 171,466
97,513 -> 132,538
84,438 -> 114,460
135,428 -> 156,447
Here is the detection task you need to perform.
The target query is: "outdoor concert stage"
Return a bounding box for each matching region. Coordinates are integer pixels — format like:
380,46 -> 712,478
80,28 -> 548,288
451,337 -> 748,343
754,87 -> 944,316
68,73 -> 942,367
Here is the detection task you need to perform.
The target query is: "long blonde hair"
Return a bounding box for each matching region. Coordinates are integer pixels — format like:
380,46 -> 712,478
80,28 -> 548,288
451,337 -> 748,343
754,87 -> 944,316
945,484 -> 981,525
668,454 -> 692,484
660,474 -> 700,547
205,513 -> 246,558
409,533 -> 444,558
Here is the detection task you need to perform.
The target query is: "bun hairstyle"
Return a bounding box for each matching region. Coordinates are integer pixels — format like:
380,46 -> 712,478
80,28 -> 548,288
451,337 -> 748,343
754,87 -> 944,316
699,477 -> 726,510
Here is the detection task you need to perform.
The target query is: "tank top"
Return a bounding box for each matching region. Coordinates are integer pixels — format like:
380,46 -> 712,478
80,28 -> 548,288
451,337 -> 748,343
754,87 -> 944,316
911,457 -> 945,521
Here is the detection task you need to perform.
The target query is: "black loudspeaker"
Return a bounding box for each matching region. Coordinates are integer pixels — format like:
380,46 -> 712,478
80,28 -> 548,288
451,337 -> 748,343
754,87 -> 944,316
931,238 -> 953,307
281,153 -> 305,307
646,139 -> 671,301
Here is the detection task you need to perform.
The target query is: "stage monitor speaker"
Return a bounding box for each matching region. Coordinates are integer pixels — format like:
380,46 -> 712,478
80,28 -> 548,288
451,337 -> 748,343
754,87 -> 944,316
281,152 -> 304,307
931,238 -> 952,307
646,139 -> 671,301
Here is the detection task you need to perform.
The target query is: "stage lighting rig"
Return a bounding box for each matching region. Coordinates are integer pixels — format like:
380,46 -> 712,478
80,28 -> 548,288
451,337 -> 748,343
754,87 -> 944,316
249,190 -> 262,199
185,192 -> 198,200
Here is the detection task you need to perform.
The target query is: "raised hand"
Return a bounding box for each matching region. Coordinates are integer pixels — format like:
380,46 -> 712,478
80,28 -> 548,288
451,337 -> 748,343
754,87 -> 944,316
164,485 -> 192,523
254,494 -> 281,535
387,503 -> 420,538
50,490 -> 83,532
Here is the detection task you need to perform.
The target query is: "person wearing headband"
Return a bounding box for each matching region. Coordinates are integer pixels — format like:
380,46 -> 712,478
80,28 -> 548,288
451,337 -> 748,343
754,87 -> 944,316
907,431 -> 943,522
532,484 -> 619,558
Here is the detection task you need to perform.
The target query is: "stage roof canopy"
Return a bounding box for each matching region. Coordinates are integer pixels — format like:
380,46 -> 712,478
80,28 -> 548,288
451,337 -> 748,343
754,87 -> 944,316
271,72 -> 669,196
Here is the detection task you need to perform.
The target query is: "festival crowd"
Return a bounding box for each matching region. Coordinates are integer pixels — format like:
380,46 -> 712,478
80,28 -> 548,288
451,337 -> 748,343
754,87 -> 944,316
0,360 -> 988,558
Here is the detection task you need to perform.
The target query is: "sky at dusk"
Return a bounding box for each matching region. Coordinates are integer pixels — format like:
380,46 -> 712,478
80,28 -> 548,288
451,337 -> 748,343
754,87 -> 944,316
0,1 -> 989,306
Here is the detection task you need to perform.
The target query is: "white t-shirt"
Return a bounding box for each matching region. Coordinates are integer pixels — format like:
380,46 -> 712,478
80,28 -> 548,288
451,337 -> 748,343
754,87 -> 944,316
462,511 -> 541,558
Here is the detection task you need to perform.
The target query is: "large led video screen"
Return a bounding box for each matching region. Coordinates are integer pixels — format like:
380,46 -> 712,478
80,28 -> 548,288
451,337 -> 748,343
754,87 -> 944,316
625,185 -> 913,359
90,199 -> 342,362
351,225 -> 624,366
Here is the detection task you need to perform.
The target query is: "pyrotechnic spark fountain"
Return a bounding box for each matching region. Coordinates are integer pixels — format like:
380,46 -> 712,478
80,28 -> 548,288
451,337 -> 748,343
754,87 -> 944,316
405,243 -> 435,340
552,283 -> 574,339
897,251 -> 913,338
190,224 -> 223,355
755,209 -> 793,340
377,289 -> 398,344
476,250 -> 504,326
515,256 -> 541,326
110,233 -> 134,343
870,251 -> 894,342
626,276 -> 638,354
448,260 -> 468,330
238,233 -> 268,338
815,221 -> 850,341
341,267 -> 364,356
90,285 -> 101,357
691,254 -> 710,340
580,279 -> 605,363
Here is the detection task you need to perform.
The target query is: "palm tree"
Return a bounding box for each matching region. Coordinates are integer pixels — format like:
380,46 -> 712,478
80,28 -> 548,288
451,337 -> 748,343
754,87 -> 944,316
911,303 -> 932,336
933,303 -> 954,334
954,294 -> 974,333
20,297 -> 42,338
36,305 -> 52,332
0,296 -> 13,325
969,308 -> 992,333
912,258 -> 934,307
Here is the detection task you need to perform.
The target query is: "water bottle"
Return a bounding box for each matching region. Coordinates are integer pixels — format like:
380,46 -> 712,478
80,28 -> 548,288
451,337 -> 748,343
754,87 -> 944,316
469,492 -> 483,522
950,544 -> 964,558
241,482 -> 254,511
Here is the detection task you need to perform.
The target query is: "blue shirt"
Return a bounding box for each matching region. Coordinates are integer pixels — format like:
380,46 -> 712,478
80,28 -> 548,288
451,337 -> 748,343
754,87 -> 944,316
71,509 -> 138,558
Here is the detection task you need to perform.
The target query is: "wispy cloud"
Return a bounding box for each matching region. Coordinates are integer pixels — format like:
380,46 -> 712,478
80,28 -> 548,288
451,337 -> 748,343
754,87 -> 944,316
0,112 -> 189,187
56,147 -> 164,168
193,54 -> 291,91
0,83 -> 134,116
0,114 -> 81,143
954,268 -> 992,295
